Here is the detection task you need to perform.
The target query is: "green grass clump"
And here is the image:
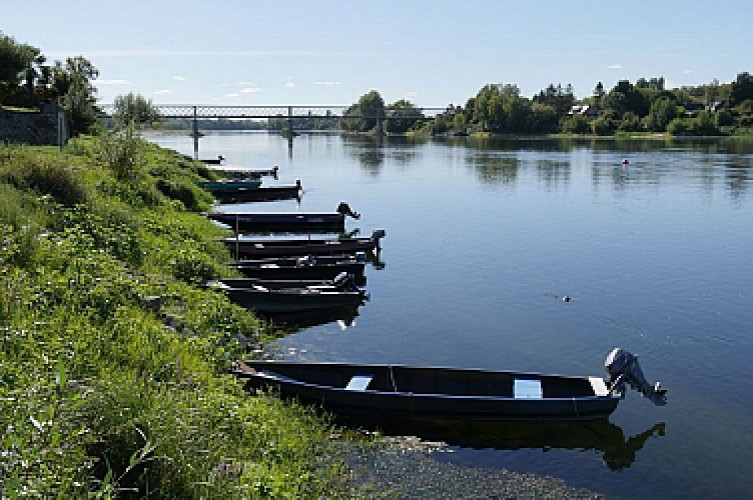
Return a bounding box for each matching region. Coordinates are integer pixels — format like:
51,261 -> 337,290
0,137 -> 358,498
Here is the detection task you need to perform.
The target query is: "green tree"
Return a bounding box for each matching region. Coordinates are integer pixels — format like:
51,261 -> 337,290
113,92 -> 161,129
644,97 -> 679,132
618,112 -> 642,132
384,99 -> 423,134
730,72 -> 753,106
53,56 -> 101,135
0,33 -> 45,106
472,83 -> 530,133
0,33 -> 39,86
603,80 -> 650,118
343,90 -> 385,133
560,114 -> 590,134
533,83 -> 575,116
528,102 -> 559,134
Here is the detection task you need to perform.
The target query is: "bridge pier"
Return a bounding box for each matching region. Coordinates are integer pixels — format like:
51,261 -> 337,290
191,105 -> 200,159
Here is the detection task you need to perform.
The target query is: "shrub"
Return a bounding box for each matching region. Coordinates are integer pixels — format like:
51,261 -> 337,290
96,125 -> 145,181
0,147 -> 88,206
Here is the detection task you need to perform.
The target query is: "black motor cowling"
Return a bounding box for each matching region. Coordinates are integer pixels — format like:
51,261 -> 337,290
337,202 -> 361,219
605,348 -> 667,406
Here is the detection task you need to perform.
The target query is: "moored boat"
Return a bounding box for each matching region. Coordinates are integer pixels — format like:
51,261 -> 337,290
223,228 -> 385,258
198,178 -> 263,191
206,202 -> 360,233
214,272 -> 368,313
208,166 -> 279,179
211,180 -> 302,203
227,255 -> 366,280
232,348 -> 666,421
200,155 -> 225,165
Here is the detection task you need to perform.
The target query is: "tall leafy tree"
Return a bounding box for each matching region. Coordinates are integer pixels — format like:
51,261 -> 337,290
0,33 -> 39,85
603,80 -> 649,117
343,90 -> 385,132
0,33 -> 44,106
644,97 -> 679,131
730,72 -> 753,106
384,99 -> 423,134
53,56 -> 101,135
113,92 -> 161,128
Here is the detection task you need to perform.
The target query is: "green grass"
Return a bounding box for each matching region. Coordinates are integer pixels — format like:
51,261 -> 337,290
0,135 -> 360,498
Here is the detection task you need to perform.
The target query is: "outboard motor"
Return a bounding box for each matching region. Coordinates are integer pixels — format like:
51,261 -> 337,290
605,348 -> 667,406
337,201 -> 361,220
331,272 -> 358,292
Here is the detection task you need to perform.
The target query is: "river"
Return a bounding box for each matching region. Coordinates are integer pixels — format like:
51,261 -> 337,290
146,131 -> 753,499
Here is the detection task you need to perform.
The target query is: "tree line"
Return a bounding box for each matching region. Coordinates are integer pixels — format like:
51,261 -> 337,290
343,75 -> 753,137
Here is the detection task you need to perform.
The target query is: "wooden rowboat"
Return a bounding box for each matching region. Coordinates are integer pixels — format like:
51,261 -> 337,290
232,349 -> 666,421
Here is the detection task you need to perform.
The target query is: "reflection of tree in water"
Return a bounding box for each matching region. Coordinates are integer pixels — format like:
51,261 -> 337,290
357,148 -> 385,173
537,159 -> 571,189
726,162 -> 751,203
341,416 -> 666,471
469,155 -> 519,184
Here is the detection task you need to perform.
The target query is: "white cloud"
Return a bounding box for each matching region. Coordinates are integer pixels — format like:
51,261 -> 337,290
153,89 -> 172,95
225,93 -> 240,98
607,64 -> 622,70
98,79 -> 130,85
406,91 -> 417,97
314,81 -> 342,86
172,75 -> 186,81
682,69 -> 692,75
284,82 -> 296,88
240,87 -> 262,93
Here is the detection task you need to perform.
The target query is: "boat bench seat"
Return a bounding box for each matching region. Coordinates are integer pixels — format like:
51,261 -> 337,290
513,378 -> 543,399
345,373 -> 373,391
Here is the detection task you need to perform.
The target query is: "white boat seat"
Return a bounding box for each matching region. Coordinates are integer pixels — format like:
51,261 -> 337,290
513,378 -> 543,399
345,373 -> 373,391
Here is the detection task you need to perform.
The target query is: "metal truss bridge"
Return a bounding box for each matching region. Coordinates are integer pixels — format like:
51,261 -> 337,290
100,104 -> 447,120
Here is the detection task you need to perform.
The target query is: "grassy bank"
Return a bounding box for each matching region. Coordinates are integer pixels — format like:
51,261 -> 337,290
0,132 -> 356,497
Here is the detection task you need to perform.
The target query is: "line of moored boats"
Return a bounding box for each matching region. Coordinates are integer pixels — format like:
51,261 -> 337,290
199,155 -> 384,323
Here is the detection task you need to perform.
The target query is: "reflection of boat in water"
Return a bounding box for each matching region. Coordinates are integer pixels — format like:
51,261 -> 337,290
337,415 -> 666,471
265,305 -> 362,331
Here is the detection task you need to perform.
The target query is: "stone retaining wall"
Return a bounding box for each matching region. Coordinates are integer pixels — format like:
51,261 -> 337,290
0,109 -> 66,145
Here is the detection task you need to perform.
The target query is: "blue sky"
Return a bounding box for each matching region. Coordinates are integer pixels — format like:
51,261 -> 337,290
3,0 -> 751,107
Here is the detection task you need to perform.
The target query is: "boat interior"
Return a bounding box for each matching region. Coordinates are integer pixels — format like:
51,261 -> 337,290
250,363 -> 604,399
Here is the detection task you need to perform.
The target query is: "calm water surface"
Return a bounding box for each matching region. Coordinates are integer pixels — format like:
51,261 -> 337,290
148,132 -> 753,499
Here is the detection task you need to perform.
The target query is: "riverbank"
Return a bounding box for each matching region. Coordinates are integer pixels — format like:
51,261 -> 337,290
0,132 -> 356,497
